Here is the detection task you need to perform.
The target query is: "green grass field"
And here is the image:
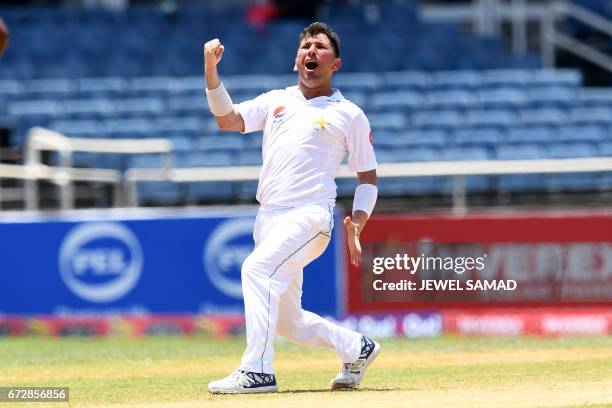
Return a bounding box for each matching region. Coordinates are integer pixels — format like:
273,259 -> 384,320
1,335 -> 611,408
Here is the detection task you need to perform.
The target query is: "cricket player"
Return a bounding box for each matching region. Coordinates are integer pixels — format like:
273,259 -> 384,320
205,22 -> 379,394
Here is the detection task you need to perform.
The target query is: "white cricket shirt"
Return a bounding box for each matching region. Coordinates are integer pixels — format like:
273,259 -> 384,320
235,85 -> 377,208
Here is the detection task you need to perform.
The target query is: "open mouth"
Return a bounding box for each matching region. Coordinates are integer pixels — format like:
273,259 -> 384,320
305,61 -> 318,71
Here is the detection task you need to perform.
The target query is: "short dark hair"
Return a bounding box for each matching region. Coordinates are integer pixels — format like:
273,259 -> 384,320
299,22 -> 340,57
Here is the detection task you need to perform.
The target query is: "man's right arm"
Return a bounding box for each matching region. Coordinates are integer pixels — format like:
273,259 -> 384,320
204,38 -> 244,132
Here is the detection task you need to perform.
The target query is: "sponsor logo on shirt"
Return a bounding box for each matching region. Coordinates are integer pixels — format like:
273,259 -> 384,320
313,117 -> 328,131
273,106 -> 286,124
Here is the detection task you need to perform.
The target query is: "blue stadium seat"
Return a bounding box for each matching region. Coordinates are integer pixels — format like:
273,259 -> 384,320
382,71 -> 431,91
444,146 -> 490,161
557,125 -> 605,143
333,73 -> 381,91
376,147 -> 438,162
570,107 -> 612,125
0,80 -> 24,97
368,113 -> 407,130
453,128 -> 504,147
370,91 -> 423,111
480,69 -> 531,88
496,144 -> 548,159
155,116 -> 203,134
127,154 -> 168,169
62,99 -> 114,118
103,118 -> 156,138
506,126 -> 552,144
49,120 -> 105,137
600,142 -> 612,156
425,90 -> 477,109
167,96 -> 208,116
137,181 -> 182,205
530,69 -> 582,87
186,182 -> 235,202
26,78 -> 76,98
112,97 -> 164,117
527,87 -> 575,108
477,88 -> 527,110
77,77 -> 127,97
520,108 -> 567,126
412,110 -> 462,129
8,100 -> 62,117
576,88 -> 612,107
496,143 -> 550,192
431,70 -> 482,90
467,109 -> 517,128
178,151 -> 234,167
238,149 -> 262,166
373,131 -> 402,149
168,135 -> 192,152
197,135 -> 245,152
378,177 -> 441,196
547,143 -> 598,158
400,130 -> 448,148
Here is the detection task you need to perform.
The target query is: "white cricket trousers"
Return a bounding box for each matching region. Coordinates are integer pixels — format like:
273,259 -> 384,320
238,203 -> 362,374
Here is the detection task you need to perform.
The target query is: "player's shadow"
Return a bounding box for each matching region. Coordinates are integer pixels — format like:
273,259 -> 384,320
279,387 -> 399,394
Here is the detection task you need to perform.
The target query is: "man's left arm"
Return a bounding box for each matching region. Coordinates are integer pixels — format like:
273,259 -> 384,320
344,169 -> 377,267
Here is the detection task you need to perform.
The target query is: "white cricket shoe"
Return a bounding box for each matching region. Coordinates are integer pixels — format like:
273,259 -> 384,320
208,370 -> 278,394
330,336 -> 381,390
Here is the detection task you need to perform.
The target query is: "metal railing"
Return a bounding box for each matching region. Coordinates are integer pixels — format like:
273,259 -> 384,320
0,127 -> 173,210
542,1 -> 612,72
125,157 -> 612,214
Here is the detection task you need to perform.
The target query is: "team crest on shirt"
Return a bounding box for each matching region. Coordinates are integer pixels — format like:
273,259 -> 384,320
273,106 -> 286,124
313,117 -> 328,131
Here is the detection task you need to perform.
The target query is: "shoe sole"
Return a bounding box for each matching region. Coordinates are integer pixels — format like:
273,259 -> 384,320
330,341 -> 381,390
208,385 -> 278,394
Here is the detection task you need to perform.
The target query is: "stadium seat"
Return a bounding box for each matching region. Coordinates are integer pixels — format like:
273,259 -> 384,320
520,108 -> 567,126
411,109 -> 462,129
370,91 -> 423,111
431,70 -> 482,90
425,90 -> 477,109
453,128 -> 504,147
480,69 -> 531,88
506,126 -> 552,144
547,143 -> 598,159
381,71 -> 431,91
530,69 -> 582,87
570,107 -> 612,125
527,87 -> 575,108
557,125 -> 605,143
466,109 -> 517,128
477,88 -> 528,110
399,130 -> 448,148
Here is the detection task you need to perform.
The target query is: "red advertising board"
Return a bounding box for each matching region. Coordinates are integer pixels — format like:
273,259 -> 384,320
347,210 -> 612,314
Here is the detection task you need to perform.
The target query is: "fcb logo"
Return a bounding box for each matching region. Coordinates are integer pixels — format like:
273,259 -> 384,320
273,106 -> 286,123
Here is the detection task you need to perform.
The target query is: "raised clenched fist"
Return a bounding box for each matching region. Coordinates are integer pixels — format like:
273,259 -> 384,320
204,38 -> 224,68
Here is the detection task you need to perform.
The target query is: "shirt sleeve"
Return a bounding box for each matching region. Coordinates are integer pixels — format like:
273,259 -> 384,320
347,110 -> 377,172
234,92 -> 271,134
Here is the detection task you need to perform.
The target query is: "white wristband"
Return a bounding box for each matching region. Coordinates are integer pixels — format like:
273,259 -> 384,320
205,82 -> 234,116
353,183 -> 378,217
